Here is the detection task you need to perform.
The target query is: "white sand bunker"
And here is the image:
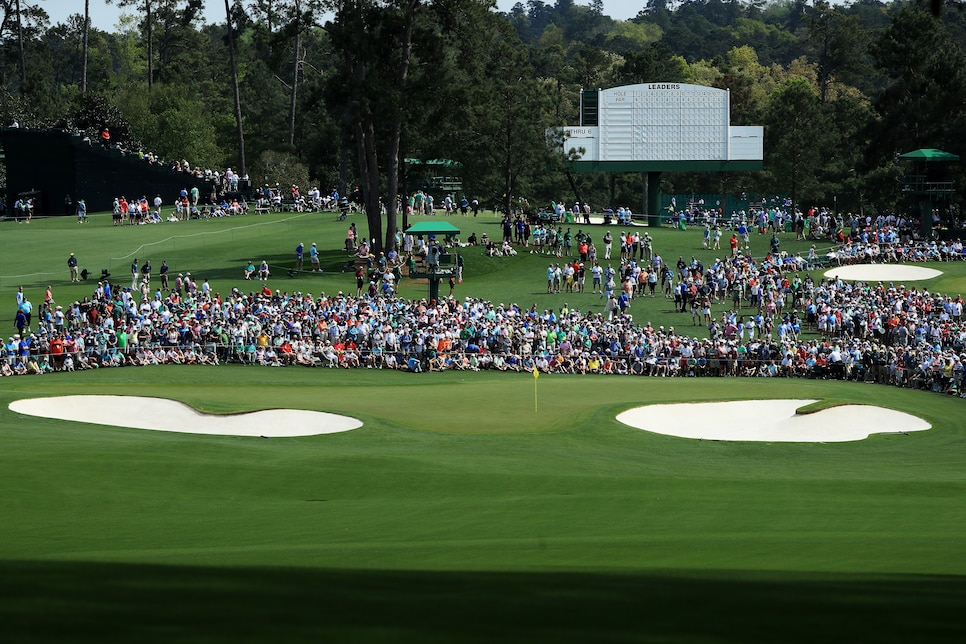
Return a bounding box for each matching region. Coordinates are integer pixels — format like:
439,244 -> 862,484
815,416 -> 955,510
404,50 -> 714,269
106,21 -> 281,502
9,395 -> 362,437
616,399 -> 930,442
824,264 -> 942,282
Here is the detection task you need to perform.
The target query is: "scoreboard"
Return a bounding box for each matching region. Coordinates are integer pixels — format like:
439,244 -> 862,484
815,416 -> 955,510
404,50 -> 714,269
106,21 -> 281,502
561,83 -> 762,165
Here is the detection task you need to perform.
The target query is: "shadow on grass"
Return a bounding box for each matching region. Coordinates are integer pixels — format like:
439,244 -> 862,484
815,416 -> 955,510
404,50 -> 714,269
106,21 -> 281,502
3,560 -> 964,642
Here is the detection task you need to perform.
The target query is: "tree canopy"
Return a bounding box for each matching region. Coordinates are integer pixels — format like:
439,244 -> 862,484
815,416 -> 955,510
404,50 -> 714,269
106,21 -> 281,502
1,0 -> 965,243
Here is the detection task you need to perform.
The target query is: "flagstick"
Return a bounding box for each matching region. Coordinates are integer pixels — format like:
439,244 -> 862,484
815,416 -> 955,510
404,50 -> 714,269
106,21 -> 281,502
532,365 -> 540,412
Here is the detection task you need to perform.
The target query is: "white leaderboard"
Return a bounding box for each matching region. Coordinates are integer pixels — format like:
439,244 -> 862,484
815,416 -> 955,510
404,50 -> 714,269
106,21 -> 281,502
561,83 -> 762,163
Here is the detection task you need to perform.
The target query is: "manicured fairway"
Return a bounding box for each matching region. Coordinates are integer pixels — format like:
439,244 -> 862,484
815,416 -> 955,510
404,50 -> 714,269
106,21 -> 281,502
2,366 -> 965,642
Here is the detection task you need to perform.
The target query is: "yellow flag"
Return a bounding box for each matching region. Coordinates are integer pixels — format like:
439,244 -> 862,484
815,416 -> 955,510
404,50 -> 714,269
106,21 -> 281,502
533,364 -> 539,379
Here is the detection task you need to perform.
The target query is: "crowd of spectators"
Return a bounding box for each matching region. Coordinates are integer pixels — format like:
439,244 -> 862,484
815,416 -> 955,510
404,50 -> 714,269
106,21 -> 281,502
86,126 -> 343,216
673,204 -> 964,247
5,226 -> 966,397
89,125 -> 252,192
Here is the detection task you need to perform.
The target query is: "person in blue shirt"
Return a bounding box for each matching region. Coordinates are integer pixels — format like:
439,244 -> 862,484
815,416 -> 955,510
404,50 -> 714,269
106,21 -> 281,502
295,242 -> 304,271
5,336 -> 17,359
19,335 -> 32,358
18,298 -> 32,332
14,310 -> 26,336
617,291 -> 630,315
309,242 -> 320,272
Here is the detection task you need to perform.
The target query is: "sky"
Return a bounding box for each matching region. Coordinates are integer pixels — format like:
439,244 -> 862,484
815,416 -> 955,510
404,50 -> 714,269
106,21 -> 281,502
42,0 -> 645,31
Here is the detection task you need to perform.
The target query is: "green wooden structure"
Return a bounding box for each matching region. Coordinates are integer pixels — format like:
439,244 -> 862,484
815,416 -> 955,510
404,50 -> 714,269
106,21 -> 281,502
900,148 -> 959,237
405,221 -> 461,301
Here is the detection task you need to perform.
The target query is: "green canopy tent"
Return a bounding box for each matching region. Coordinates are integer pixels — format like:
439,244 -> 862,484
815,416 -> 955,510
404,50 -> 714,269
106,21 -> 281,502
404,221 -> 462,236
403,158 -> 462,168
898,149 -> 960,162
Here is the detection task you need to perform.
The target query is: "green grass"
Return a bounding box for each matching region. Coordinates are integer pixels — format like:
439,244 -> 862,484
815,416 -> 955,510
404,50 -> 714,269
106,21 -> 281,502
2,212 -> 966,642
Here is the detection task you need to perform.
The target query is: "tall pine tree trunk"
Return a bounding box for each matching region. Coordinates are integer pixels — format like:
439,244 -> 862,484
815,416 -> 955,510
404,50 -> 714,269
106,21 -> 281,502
146,0 -> 153,91
15,0 -> 26,91
225,0 -> 246,176
82,0 -> 90,93
357,119 -> 383,251
289,18 -> 300,147
384,1 -> 418,252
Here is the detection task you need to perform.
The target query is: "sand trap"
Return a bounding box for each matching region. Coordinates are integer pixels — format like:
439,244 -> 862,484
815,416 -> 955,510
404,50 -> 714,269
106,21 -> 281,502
616,399 -> 930,442
9,395 -> 362,437
823,264 -> 942,282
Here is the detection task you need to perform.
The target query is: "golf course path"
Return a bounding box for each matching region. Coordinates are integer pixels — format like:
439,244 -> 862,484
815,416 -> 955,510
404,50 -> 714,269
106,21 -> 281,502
9,395 -> 362,437
616,399 -> 930,442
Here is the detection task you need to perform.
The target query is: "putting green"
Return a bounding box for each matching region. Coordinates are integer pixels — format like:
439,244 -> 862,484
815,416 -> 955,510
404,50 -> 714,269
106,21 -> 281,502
2,368 -> 964,644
